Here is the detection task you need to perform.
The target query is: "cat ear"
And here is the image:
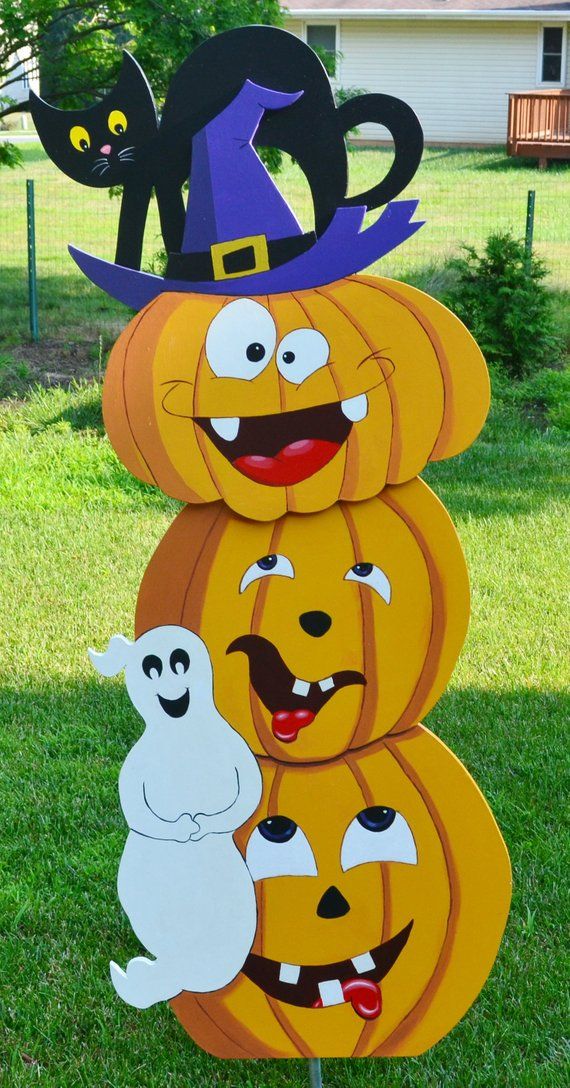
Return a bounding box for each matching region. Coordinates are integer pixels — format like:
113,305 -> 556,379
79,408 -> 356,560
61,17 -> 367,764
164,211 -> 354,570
117,50 -> 157,123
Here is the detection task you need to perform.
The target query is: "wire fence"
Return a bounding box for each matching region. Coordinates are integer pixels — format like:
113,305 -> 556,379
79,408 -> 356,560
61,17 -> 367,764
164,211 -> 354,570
1,146 -> 569,347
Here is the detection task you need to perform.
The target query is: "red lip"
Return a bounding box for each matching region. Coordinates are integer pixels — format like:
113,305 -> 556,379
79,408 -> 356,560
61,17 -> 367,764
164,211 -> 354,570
233,438 -> 341,487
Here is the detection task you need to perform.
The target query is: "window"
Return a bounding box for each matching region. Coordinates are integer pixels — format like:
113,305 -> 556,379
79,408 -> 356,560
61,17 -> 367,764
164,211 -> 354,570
540,26 -> 564,84
306,24 -> 338,78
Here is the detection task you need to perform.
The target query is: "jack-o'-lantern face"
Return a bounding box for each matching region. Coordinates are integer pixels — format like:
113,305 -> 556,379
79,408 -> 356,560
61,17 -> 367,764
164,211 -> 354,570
171,728 -> 511,1058
104,275 -> 489,520
136,478 -> 469,761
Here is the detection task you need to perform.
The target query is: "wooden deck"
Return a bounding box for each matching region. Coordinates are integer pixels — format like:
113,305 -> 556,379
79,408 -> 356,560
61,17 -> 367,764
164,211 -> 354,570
507,91 -> 570,169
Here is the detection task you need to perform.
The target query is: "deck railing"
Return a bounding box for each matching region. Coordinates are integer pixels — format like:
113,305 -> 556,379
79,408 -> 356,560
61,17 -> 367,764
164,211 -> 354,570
508,91 -> 570,163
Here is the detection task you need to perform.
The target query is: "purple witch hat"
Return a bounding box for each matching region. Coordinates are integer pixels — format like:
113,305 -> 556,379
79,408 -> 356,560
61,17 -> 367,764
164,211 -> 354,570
70,80 -> 423,308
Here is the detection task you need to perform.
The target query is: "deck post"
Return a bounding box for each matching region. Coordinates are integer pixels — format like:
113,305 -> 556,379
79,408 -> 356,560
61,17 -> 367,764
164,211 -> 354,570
525,190 -> 535,265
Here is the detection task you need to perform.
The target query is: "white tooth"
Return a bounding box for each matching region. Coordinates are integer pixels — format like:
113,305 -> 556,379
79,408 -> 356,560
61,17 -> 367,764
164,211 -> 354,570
341,393 -> 368,423
318,979 -> 344,1007
292,678 -> 310,697
279,963 -> 301,984
211,416 -> 240,442
352,951 -> 375,974
318,676 -> 334,692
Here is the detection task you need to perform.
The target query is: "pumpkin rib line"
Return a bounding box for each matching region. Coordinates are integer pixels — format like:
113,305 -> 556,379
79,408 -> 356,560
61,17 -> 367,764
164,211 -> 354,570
121,298 -> 163,487
340,502 -> 380,749
180,504 -> 226,626
266,995 -> 312,1057
249,519 -> 291,761
255,725 -> 424,770
355,275 -> 448,462
192,338 -> 228,496
377,490 -> 444,734
374,735 -> 460,1055
344,752 -> 392,1058
191,994 -> 259,1058
318,280 -> 400,484
294,289 -> 349,498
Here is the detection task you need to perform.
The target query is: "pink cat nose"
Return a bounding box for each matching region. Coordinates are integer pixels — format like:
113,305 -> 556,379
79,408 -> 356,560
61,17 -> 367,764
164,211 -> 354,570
100,144 -> 112,155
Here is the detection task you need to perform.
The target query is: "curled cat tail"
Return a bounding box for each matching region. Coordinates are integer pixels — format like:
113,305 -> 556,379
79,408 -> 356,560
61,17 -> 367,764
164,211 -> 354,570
110,957 -> 184,1009
89,635 -> 132,677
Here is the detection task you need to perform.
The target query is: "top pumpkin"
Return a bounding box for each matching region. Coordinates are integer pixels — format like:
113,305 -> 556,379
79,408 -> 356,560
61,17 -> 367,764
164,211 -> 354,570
103,273 -> 489,520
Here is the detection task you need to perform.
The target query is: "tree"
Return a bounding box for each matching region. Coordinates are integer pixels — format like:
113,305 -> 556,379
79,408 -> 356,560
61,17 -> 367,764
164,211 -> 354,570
0,0 -> 282,166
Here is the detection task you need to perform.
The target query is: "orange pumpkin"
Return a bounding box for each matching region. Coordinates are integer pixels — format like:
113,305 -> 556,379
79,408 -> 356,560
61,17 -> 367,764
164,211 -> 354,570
104,275 -> 489,520
136,477 -> 469,762
171,725 -> 511,1058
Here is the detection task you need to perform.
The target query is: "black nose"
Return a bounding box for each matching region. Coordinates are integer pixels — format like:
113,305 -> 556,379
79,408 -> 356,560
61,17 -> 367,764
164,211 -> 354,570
317,885 -> 350,919
299,610 -> 332,638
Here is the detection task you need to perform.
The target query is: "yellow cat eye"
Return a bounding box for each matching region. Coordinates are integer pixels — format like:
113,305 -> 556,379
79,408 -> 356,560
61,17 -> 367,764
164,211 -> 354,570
108,110 -> 127,135
70,125 -> 90,152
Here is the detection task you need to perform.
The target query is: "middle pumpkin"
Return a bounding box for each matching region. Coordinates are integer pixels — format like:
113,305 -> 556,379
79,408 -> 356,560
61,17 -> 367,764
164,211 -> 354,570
136,477 -> 469,762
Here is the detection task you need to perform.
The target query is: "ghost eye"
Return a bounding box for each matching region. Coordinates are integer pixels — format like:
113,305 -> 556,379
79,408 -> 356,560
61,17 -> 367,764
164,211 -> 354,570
345,562 -> 391,604
341,808 -> 417,871
108,109 -> 128,135
170,648 -> 190,675
239,554 -> 295,594
246,817 -> 317,880
142,654 -> 162,680
277,328 -> 330,384
70,125 -> 90,152
206,299 -> 276,380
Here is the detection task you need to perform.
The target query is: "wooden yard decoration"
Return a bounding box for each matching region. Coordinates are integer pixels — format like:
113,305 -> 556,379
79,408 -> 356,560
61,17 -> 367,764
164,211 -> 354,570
41,24 -> 510,1065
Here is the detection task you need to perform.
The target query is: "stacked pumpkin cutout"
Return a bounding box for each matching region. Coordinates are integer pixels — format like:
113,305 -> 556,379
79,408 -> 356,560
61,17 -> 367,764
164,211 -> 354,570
34,26 -> 511,1061
103,271 -> 511,1059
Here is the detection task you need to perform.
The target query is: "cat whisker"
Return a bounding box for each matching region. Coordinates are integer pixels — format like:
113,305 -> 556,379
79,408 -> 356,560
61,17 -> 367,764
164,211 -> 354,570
118,146 -> 136,157
94,165 -> 111,176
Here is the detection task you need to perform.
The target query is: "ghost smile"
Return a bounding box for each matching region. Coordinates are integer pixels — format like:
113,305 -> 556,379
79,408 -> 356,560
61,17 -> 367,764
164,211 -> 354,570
227,634 -> 365,743
194,396 -> 368,487
157,689 -> 190,718
242,920 -> 413,1018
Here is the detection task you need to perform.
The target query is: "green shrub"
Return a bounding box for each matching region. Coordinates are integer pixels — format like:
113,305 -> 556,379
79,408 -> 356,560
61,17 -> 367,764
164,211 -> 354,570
441,232 -> 564,380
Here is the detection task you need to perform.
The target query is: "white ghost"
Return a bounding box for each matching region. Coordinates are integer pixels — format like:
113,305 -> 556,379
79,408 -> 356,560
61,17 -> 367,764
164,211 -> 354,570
89,625 -> 262,1008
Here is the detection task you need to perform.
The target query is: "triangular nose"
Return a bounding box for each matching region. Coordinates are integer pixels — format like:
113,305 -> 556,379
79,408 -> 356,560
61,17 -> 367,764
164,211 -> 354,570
317,885 -> 350,919
299,610 -> 332,637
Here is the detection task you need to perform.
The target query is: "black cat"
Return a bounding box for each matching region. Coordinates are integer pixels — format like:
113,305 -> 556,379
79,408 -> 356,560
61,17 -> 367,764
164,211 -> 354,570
29,52 -> 181,270
31,27 -> 423,272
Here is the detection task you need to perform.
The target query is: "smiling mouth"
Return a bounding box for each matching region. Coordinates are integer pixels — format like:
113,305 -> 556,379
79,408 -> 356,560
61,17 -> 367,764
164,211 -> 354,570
242,920 -> 413,1018
194,395 -> 368,487
157,689 -> 190,718
227,635 -> 365,743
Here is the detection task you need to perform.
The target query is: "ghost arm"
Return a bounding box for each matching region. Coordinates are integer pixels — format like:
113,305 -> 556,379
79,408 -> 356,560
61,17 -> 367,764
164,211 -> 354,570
118,757 -> 196,842
191,746 -> 262,841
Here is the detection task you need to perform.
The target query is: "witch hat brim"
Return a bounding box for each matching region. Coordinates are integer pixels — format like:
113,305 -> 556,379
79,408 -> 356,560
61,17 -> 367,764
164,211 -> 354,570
69,200 -> 423,308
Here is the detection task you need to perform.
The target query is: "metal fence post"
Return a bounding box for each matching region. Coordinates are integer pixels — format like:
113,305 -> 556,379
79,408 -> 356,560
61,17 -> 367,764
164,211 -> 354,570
26,179 -> 39,341
308,1058 -> 323,1087
525,189 -> 535,269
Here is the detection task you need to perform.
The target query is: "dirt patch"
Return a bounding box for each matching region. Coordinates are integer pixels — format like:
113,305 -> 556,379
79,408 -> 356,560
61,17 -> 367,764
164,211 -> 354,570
10,338 -> 103,387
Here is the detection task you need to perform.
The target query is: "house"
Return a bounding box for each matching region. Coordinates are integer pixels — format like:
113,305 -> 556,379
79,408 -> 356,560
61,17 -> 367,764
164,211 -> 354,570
0,50 -> 39,129
284,1 -> 570,145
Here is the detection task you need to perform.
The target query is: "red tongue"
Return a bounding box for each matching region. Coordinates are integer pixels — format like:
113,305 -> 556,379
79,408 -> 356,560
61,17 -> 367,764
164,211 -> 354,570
272,708 -> 315,743
341,978 -> 382,1020
234,439 -> 340,487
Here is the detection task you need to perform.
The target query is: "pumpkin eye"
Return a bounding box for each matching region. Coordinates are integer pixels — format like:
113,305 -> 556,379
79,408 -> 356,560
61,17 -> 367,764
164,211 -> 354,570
246,817 -> 317,880
206,299 -> 276,380
70,125 -> 90,152
341,808 -> 417,871
276,328 -> 330,385
345,562 -> 391,604
108,109 -> 127,135
239,553 -> 295,594
170,648 -> 190,675
142,654 -> 162,680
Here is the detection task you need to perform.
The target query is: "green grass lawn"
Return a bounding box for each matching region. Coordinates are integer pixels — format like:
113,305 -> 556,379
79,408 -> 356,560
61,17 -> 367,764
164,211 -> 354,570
0,143 -> 568,348
0,379 -> 568,1087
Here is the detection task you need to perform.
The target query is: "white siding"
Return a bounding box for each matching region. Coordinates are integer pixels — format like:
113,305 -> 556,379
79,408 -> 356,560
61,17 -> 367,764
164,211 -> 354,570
287,17 -> 569,144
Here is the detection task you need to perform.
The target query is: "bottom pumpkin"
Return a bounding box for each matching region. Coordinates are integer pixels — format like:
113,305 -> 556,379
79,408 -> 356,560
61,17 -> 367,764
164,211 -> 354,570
170,724 -> 511,1058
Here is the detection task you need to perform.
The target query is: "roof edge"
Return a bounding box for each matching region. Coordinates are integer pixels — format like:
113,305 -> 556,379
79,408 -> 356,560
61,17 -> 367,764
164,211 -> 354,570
284,7 -> 570,21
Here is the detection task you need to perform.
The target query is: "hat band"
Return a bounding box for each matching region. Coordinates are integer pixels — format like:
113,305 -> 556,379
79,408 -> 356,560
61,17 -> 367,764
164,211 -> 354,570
165,231 -> 316,284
